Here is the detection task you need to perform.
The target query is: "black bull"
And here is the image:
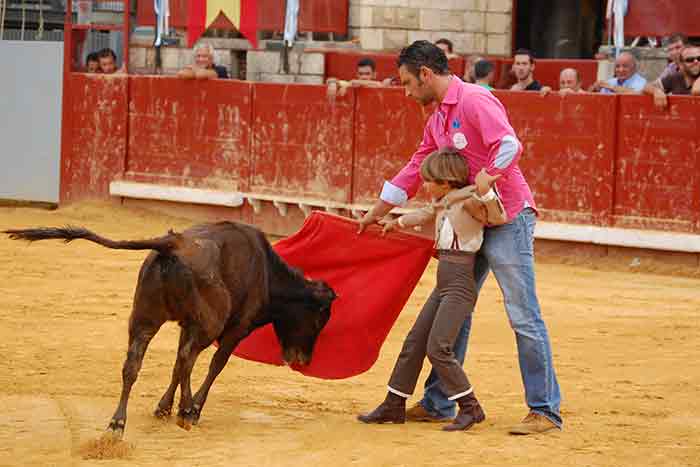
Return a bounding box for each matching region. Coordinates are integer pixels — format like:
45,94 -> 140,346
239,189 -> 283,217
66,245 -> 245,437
5,221 -> 336,438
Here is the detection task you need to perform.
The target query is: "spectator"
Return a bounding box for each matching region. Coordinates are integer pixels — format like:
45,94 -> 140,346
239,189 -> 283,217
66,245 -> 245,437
463,55 -> 484,83
510,49 -> 542,91
589,51 -> 646,94
644,43 -> 700,109
97,48 -> 121,74
178,43 -> 228,79
657,33 -> 688,82
86,52 -> 100,73
435,38 -> 459,60
327,57 -> 384,98
540,68 -> 585,96
473,59 -> 495,90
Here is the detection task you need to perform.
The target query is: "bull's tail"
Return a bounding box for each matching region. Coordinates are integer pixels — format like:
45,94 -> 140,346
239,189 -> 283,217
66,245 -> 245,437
3,226 -> 180,254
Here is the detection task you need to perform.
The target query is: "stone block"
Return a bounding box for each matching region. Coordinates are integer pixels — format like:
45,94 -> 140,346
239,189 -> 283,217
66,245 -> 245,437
349,5 -> 374,28
453,32 -> 476,55
129,47 -> 146,69
474,33 -> 487,53
161,48 -> 180,70
384,0 -> 409,6
440,9 -> 465,32
373,7 -> 396,28
260,73 -> 296,83
420,8 -> 441,30
485,12 -> 510,34
407,29 -> 432,45
295,75 -> 325,85
247,50 -> 280,74
464,11 -> 485,32
454,0 -> 476,9
179,49 -> 194,68
487,0 -> 512,13
358,28 -> 384,50
486,33 -> 509,55
300,53 -> 325,75
383,29 -> 408,50
396,7 -> 420,29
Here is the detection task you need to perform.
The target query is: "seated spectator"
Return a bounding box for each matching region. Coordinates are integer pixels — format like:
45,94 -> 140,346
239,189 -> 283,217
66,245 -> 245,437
86,52 -> 100,73
644,43 -> 700,109
540,68 -> 585,96
97,48 -> 123,74
473,59 -> 495,90
510,49 -> 542,91
589,51 -> 646,94
435,38 -> 459,60
178,43 -> 228,79
327,57 -> 384,98
463,55 -> 484,83
657,33 -> 687,82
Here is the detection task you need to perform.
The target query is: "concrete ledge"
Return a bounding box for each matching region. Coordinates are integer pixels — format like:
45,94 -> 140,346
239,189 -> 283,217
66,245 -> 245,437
110,181 -> 700,253
110,181 -> 245,208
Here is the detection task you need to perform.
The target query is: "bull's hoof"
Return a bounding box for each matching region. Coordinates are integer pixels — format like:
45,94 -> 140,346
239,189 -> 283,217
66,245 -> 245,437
191,404 -> 202,426
106,418 -> 125,439
153,406 -> 172,419
176,408 -> 194,431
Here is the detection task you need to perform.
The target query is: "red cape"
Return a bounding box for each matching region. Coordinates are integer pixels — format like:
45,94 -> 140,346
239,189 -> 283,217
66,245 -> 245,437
233,212 -> 433,379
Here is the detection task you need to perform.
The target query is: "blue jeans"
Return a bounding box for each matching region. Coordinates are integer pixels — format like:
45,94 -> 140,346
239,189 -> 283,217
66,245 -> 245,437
419,208 -> 562,427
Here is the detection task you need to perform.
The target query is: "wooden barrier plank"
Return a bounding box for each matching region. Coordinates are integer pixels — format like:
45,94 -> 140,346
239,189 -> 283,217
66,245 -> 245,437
495,91 -> 617,225
325,51 -> 465,82
613,95 -> 700,233
250,82 -> 354,203
126,77 -> 253,192
60,73 -> 128,202
352,86 -> 432,206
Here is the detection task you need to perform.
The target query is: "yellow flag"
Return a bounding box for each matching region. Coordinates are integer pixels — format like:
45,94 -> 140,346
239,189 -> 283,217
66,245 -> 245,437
206,0 -> 241,29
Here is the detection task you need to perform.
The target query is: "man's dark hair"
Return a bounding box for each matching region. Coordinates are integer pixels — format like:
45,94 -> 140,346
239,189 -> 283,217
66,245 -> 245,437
357,57 -> 376,71
474,59 -> 494,80
397,40 -> 450,78
435,38 -> 454,54
514,48 -> 535,64
97,48 -> 117,60
666,33 -> 688,46
86,52 -> 99,64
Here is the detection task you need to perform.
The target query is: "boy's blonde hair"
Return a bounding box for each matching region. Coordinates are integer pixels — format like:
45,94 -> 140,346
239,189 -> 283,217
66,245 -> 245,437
420,147 -> 469,189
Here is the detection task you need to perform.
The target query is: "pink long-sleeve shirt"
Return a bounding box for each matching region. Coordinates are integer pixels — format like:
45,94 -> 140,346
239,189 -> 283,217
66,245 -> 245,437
380,78 -> 536,222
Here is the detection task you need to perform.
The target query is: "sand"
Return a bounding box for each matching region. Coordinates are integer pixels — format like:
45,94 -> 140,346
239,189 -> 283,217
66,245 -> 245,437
1,201 -> 698,467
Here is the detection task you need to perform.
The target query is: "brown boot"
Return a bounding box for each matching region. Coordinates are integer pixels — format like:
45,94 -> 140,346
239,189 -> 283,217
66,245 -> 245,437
357,392 -> 406,424
442,392 -> 485,431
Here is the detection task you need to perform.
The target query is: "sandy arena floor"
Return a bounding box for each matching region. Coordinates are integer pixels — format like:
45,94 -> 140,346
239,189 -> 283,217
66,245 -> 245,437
0,202 -> 698,467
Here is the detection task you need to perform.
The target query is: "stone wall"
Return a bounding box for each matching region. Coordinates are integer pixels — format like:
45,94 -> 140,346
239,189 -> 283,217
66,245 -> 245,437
348,0 -> 514,56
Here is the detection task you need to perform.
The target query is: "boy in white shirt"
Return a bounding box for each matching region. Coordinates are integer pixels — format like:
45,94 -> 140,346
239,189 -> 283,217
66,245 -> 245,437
358,147 -> 506,431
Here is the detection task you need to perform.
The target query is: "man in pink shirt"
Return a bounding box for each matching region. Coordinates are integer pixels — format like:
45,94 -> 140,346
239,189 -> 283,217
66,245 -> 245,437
358,41 -> 562,435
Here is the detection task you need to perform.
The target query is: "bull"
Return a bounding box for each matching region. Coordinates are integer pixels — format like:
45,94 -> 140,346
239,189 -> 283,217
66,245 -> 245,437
4,221 -> 336,438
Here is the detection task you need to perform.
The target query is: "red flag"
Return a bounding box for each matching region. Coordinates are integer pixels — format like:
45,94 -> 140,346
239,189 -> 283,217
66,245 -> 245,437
187,0 -> 258,49
233,212 -> 435,379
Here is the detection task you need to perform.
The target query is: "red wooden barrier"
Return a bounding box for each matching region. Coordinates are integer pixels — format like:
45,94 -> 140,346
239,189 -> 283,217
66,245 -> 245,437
59,76 -> 700,239
250,82 -> 355,203
495,91 -> 617,225
325,51 -> 465,82
494,59 -> 598,90
126,77 -> 253,192
613,95 -> 700,233
352,87 -> 431,206
60,74 -> 128,203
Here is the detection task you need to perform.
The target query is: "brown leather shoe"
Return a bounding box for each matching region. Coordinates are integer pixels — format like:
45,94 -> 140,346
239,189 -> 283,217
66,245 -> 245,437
357,392 -> 406,424
509,412 -> 560,435
442,392 -> 485,431
405,403 -> 453,423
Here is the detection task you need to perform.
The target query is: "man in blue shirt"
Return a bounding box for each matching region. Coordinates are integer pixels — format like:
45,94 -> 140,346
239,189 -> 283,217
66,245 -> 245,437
590,51 -> 647,94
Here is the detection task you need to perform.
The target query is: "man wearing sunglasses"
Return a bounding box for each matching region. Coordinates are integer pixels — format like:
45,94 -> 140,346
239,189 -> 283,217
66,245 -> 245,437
645,44 -> 700,109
